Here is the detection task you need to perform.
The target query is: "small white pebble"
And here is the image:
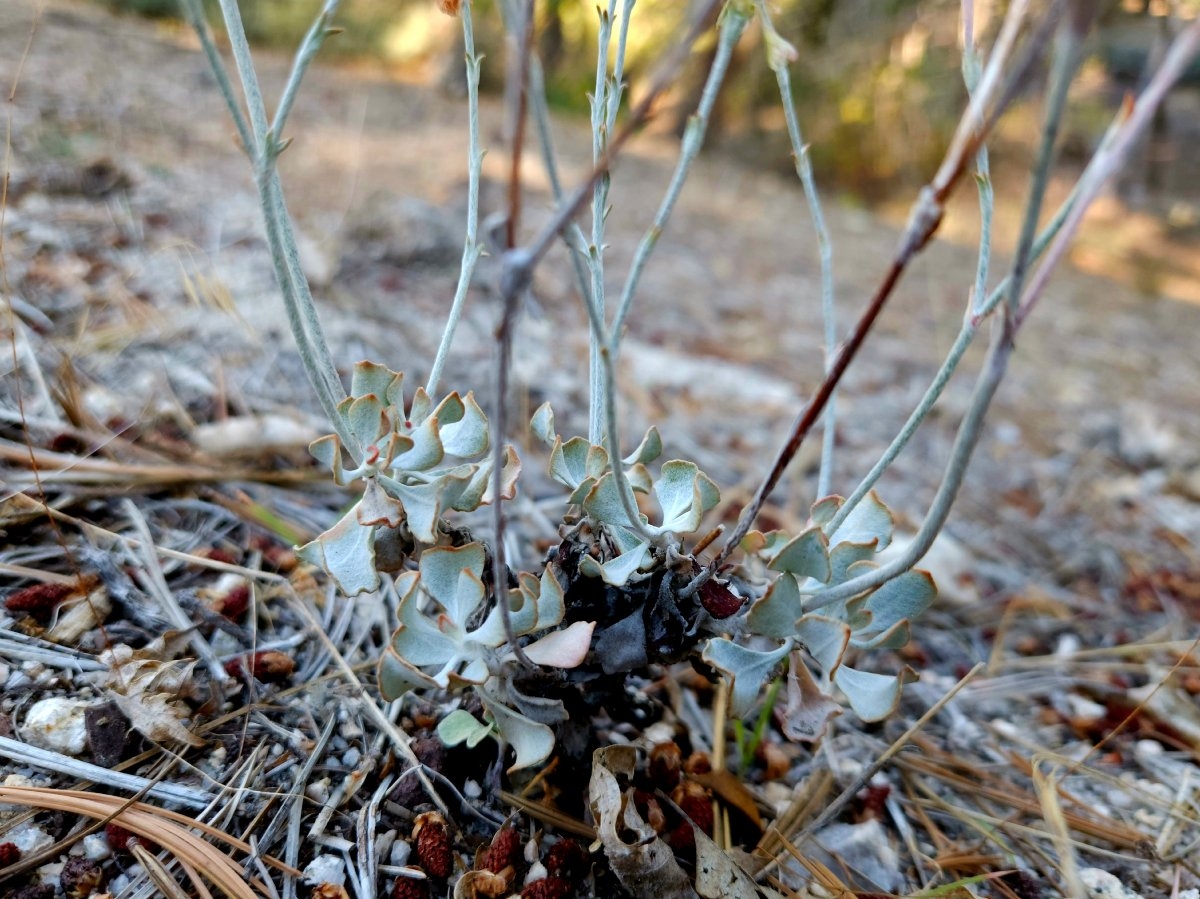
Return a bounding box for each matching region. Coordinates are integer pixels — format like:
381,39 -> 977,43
1064,694 -> 1106,724
1080,867 -> 1145,899
305,777 -> 331,804
462,779 -> 482,800
342,747 -> 361,768
8,824 -> 53,854
22,697 -> 89,755
523,861 -> 548,886
1054,633 -> 1082,658
641,721 -> 675,746
1135,739 -> 1164,760
303,854 -> 346,887
83,833 -> 112,860
389,837 -> 411,867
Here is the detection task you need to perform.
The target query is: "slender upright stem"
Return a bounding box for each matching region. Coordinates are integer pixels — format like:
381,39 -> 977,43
710,0 -> 1043,570
609,6 -> 748,343
208,0 -> 355,453
811,12 -> 1108,609
758,0 -> 837,499
428,0 -> 485,396
588,1 -> 619,445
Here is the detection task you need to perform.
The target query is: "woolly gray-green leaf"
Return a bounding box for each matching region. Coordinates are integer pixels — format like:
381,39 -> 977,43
579,541 -> 651,587
437,709 -> 494,749
701,637 -> 792,718
827,490 -> 894,551
350,360 -> 399,402
768,526 -> 831,582
854,568 -> 936,647
386,479 -> 444,544
419,543 -> 487,625
439,391 -> 489,458
530,402 -> 556,446
378,649 -> 434,700
583,472 -> 639,530
481,692 -> 556,772
746,574 -> 804,639
834,665 -> 917,722
296,502 -> 379,596
345,394 -> 387,453
795,614 -> 850,673
623,426 -> 663,466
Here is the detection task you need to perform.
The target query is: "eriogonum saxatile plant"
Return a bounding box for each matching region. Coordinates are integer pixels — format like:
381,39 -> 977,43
296,361 -> 519,595
703,491 -> 934,731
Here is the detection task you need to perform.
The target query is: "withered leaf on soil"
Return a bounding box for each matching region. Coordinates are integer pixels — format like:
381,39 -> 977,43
98,646 -> 205,747
590,745 -> 697,899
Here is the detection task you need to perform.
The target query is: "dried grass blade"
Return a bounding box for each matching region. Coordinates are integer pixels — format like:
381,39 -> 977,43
0,786 -> 298,894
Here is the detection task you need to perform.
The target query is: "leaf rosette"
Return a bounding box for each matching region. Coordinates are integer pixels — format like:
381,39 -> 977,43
704,491 -> 934,727
297,363 -> 519,595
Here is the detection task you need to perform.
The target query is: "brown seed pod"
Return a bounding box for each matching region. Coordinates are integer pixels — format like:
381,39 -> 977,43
543,838 -> 587,882
698,578 -> 743,619
60,856 -> 105,899
671,780 -> 714,835
648,741 -> 683,790
390,877 -> 429,899
479,825 -> 522,874
4,582 -> 76,624
521,876 -> 572,899
412,811 -> 453,881
224,650 -> 295,683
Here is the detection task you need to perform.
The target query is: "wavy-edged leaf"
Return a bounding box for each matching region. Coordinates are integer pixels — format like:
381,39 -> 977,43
533,564 -> 565,629
481,692 -> 556,772
309,434 -> 347,484
386,478 -> 444,544
834,665 -> 917,722
623,426 -> 663,466
795,614 -> 850,673
549,436 -> 594,490
701,637 -> 792,718
350,361 -> 400,402
625,463 -> 652,494
810,495 -> 841,527
393,410 -> 444,472
523,620 -> 595,668
827,490 -> 894,551
852,568 -> 936,648
346,394 -> 388,453
579,540 -> 651,587
768,526 -> 831,582
530,402 -> 556,446
741,529 -> 792,560
419,543 -> 487,625
653,460 -> 715,535
583,472 -> 640,530
407,386 -> 432,423
826,542 -> 878,586
391,583 -> 461,671
439,391 -> 489,458
378,649 -> 435,699
357,478 -> 405,528
296,503 -> 379,596
746,574 -> 804,639
436,462 -> 488,513
481,445 -> 521,504
437,709 -> 494,749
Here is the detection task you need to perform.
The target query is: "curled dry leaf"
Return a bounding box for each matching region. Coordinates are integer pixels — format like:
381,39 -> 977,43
97,646 -> 205,747
589,745 -> 697,899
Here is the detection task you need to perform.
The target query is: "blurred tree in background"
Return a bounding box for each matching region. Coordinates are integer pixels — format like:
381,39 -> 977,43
102,0 -> 1199,206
